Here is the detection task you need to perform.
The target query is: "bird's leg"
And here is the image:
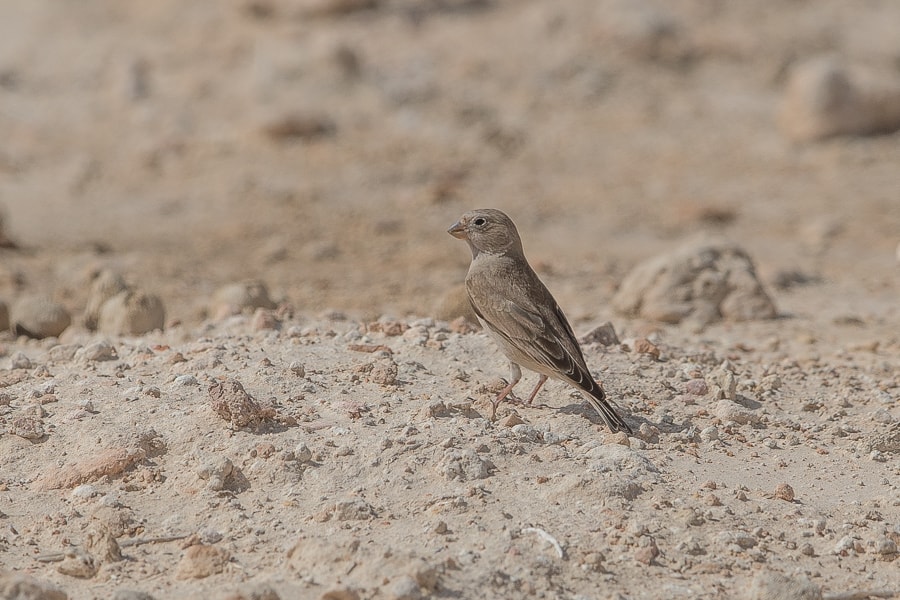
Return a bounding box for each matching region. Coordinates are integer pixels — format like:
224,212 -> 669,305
524,374 -> 548,406
491,362 -> 522,420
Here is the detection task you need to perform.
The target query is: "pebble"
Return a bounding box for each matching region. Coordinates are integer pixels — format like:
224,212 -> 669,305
0,573 -> 68,599
320,588 -> 360,600
220,584 -> 280,600
8,415 -> 45,440
208,379 -> 276,429
10,294 -> 72,339
261,111 -> 336,141
388,575 -> 421,600
684,378 -> 708,396
871,408 -> 894,424
715,400 -> 760,425
747,571 -> 822,600
699,426 -> 719,442
9,351 -> 32,370
174,374 -> 199,386
708,363 -> 737,400
47,343 -> 82,363
289,361 -> 306,377
70,484 -> 99,501
111,591 -> 158,600
197,457 -> 234,491
57,547 -> 99,579
294,443 -> 313,463
875,538 -> 897,556
579,321 -> 620,346
438,449 -> 494,481
75,341 -> 118,362
175,544 -> 231,579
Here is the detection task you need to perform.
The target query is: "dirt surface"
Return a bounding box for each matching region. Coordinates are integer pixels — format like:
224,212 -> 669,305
0,1 -> 899,599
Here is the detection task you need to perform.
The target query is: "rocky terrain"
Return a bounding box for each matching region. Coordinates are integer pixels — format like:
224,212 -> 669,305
1,1 -> 899,599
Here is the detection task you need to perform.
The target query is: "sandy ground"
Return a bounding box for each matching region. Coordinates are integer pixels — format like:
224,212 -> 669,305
0,1 -> 899,598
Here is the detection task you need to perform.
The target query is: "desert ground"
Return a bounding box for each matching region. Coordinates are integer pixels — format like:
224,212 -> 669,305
0,1 -> 898,599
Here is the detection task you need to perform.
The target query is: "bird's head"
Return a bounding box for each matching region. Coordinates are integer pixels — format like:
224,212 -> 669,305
448,208 -> 524,258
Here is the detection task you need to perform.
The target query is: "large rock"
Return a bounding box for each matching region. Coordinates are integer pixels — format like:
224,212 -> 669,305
210,280 -> 276,319
84,269 -> 128,330
97,290 -> 166,336
10,295 -> 72,339
779,56 -> 900,142
612,241 -> 776,326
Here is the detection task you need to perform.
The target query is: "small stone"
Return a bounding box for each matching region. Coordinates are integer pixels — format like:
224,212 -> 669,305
329,498 -> 376,521
261,112 -> 336,141
175,544 -> 231,579
438,449 -> 494,481
294,443 -> 313,463
0,573 -> 68,599
197,457 -> 235,491
75,341 -> 118,362
208,379 -> 274,429
432,520 -> 448,534
633,338 -> 660,359
174,374 -> 199,386
715,400 -> 760,425
9,351 -> 32,370
774,483 -> 795,502
633,538 -> 659,565
251,308 -> 279,331
388,575 -> 421,600
684,378 -> 708,396
606,431 -> 631,447
700,426 -> 719,442
8,415 -> 45,440
422,399 -> 451,418
47,344 -> 82,363
498,413 -> 525,427
580,322 -> 620,346
800,543 -> 815,556
872,408 -> 894,424
289,362 -> 305,377
57,548 -> 99,579
748,571 -> 822,600
833,536 -> 855,555
708,363 -> 737,400
11,294 -> 72,339
111,591 -> 157,600
875,538 -> 897,556
319,588 -> 360,600
219,584 -> 280,600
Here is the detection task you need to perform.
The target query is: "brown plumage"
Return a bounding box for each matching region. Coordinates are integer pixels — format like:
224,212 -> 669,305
448,208 -> 632,434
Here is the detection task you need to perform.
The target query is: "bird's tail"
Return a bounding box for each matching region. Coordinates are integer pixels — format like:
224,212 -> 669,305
583,386 -> 633,435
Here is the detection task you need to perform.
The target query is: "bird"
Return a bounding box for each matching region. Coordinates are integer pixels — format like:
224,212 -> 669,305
448,208 -> 633,434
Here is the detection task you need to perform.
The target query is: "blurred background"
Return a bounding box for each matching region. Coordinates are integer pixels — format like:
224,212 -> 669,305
1,0 -> 898,331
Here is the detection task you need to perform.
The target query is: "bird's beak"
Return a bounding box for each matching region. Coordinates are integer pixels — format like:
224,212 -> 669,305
447,220 -> 467,239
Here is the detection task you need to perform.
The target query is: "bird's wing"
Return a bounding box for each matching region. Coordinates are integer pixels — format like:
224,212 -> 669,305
466,258 -> 596,390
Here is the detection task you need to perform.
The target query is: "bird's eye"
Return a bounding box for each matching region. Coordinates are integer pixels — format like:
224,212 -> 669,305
473,217 -> 486,226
